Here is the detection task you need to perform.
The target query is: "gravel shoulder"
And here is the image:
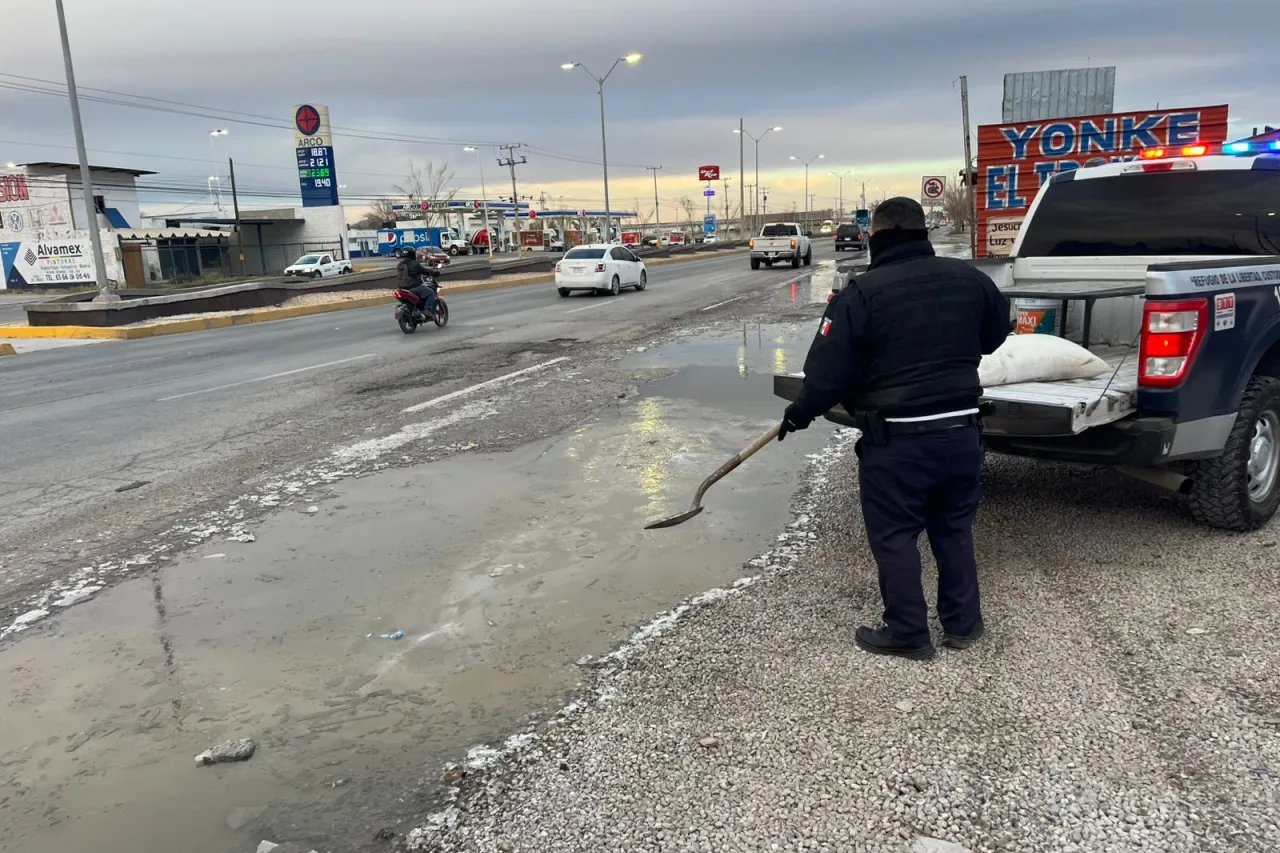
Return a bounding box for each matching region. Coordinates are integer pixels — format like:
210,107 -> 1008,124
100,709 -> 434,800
413,442 -> 1280,853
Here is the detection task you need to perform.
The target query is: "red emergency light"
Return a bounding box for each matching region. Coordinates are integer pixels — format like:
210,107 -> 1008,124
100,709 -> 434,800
1141,144 -> 1210,160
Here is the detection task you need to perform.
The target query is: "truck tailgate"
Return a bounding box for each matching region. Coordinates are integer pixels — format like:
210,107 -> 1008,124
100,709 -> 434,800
772,352 -> 1138,437
980,353 -> 1137,436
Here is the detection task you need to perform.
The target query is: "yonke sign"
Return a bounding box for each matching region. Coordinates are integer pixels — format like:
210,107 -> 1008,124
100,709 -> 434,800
975,104 -> 1230,258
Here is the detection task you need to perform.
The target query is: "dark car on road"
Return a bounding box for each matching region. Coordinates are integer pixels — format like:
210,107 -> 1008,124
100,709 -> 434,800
834,223 -> 867,252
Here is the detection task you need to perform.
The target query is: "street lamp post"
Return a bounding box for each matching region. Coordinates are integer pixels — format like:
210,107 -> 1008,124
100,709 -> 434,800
54,0 -> 113,301
829,169 -> 852,222
563,53 -> 641,243
208,129 -> 228,210
734,125 -> 781,234
790,153 -> 824,231
464,146 -> 494,260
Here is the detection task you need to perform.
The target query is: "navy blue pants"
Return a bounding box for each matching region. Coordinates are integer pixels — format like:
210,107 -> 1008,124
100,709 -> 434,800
856,425 -> 983,646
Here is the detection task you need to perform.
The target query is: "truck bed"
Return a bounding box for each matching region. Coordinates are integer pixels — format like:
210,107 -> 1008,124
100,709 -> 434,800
980,350 -> 1137,436
774,348 -> 1139,438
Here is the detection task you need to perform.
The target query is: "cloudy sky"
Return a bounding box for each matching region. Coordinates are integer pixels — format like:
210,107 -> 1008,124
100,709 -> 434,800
2,0 -> 1273,222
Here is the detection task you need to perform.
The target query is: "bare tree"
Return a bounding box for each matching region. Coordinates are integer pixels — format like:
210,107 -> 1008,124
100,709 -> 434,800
679,196 -> 696,230
941,183 -> 974,232
354,198 -> 396,229
395,161 -> 457,227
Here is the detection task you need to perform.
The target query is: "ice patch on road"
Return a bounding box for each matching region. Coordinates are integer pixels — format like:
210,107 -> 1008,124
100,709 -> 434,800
0,401 -> 499,642
404,427 -> 858,851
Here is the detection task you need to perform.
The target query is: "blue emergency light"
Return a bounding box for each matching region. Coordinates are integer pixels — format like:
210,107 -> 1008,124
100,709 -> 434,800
1223,139 -> 1280,155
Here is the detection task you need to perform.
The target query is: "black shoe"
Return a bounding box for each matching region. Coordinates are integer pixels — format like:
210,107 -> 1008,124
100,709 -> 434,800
942,618 -> 985,650
854,625 -> 935,660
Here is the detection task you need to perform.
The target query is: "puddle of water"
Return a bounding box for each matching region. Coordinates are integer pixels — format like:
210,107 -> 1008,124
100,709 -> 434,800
0,325 -> 838,853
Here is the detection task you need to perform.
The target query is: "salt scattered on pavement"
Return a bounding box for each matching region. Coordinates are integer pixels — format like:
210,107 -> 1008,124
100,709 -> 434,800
413,446 -> 1280,853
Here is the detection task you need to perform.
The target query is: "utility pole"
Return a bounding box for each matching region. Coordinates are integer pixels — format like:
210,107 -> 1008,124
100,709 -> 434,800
960,75 -> 977,258
859,180 -> 868,210
721,177 -> 732,233
738,118 -> 745,239
498,143 -> 527,248
646,165 -> 662,227
55,0 -> 113,301
229,158 -> 246,275
760,187 -> 769,221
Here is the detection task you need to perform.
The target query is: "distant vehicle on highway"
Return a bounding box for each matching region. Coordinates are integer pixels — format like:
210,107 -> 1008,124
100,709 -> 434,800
667,231 -> 687,246
703,234 -> 719,244
284,252 -> 352,278
819,219 -> 834,235
834,223 -> 867,252
414,247 -> 450,267
750,222 -> 811,269
554,244 -> 648,297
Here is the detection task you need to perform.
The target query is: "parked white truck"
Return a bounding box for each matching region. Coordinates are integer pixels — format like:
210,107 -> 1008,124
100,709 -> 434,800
750,222 -> 812,269
777,140 -> 1280,530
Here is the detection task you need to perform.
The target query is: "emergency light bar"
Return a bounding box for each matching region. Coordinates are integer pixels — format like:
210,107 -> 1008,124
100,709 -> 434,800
1140,140 -> 1280,160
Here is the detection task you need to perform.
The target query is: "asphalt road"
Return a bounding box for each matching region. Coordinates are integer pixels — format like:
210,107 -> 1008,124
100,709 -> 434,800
0,245 -> 840,613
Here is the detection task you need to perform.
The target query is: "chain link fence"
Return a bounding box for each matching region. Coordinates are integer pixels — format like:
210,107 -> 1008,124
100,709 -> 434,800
154,240 -> 346,282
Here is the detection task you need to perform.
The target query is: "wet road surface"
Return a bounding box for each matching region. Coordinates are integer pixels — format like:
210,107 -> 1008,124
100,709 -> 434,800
1,248 -> 848,852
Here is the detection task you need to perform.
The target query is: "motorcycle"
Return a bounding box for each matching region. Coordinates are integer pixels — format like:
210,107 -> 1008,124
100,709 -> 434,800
393,277 -> 449,334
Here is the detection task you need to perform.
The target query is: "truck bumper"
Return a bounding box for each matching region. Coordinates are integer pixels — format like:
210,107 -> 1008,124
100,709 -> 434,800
751,251 -> 797,261
771,374 -> 1181,467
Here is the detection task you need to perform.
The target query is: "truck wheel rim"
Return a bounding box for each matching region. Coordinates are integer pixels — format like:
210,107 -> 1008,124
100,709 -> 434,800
1247,411 -> 1280,502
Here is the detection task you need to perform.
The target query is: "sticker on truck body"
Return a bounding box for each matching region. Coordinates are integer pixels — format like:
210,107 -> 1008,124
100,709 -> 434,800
1214,292 -> 1236,331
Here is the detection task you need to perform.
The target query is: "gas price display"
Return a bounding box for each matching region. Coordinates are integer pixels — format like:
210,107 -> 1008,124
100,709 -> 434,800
296,145 -> 340,207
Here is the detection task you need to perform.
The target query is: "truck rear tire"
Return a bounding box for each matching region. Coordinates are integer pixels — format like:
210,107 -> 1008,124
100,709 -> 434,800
1188,375 -> 1280,531
751,258 -> 761,270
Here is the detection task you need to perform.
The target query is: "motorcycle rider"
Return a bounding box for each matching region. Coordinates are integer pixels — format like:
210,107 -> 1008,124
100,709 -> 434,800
397,247 -> 438,318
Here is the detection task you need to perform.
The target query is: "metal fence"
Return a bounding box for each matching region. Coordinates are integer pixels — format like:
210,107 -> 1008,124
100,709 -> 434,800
154,240 -> 346,282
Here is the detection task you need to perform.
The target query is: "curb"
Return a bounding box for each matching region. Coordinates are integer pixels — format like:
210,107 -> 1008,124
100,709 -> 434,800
0,247 -> 748,341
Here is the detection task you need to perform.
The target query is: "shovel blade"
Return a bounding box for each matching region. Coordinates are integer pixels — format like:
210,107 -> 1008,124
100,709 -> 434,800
643,506 -> 704,530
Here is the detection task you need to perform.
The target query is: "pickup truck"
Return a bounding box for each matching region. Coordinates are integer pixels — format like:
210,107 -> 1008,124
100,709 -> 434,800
750,222 -> 812,269
776,141 -> 1280,531
283,252 -> 352,278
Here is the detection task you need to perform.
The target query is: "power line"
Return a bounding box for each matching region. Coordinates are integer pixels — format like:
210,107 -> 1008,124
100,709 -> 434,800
0,73 -> 653,172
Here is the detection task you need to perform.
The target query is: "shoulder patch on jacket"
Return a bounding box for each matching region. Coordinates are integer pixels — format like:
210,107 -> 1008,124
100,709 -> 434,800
820,318 -> 832,337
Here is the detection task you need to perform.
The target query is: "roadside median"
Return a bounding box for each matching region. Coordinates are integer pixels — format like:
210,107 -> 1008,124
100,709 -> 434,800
0,247 -> 747,341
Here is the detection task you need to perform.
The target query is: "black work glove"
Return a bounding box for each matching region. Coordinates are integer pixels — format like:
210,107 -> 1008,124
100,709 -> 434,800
778,404 -> 814,441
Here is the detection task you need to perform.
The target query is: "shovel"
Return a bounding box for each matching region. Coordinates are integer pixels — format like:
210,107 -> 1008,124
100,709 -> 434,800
644,424 -> 781,529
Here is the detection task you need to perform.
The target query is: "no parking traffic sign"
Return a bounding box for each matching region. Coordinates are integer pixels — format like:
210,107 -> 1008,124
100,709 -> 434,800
920,175 -> 946,204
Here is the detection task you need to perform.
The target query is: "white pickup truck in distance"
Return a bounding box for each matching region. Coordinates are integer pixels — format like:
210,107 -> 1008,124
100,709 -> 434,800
283,252 -> 352,278
776,139 -> 1280,531
750,222 -> 812,270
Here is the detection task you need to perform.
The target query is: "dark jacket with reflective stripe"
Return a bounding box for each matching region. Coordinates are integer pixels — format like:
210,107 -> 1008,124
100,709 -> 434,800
794,240 -> 1010,421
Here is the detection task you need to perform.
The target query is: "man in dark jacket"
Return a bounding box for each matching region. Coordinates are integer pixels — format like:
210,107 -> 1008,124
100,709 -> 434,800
397,247 -> 438,317
779,197 -> 1010,660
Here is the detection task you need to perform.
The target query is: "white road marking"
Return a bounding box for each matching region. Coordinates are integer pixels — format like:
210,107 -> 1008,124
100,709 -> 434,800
402,356 -> 570,413
700,295 -> 749,311
157,353 -> 376,402
565,299 -> 620,314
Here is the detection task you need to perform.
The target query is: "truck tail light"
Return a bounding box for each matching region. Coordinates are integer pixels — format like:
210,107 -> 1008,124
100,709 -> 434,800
790,239 -> 797,249
749,238 -> 755,249
1138,298 -> 1208,389
554,262 -> 561,273
595,263 -> 606,273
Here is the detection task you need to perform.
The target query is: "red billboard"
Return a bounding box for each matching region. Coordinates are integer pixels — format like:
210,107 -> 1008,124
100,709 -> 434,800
975,104 -> 1230,257
698,165 -> 720,181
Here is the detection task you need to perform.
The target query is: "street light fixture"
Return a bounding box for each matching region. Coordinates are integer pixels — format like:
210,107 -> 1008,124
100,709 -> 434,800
734,125 -> 781,231
829,169 -> 852,222
464,145 -> 494,260
563,53 -> 641,243
790,153 -> 824,229
209,128 -> 229,210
